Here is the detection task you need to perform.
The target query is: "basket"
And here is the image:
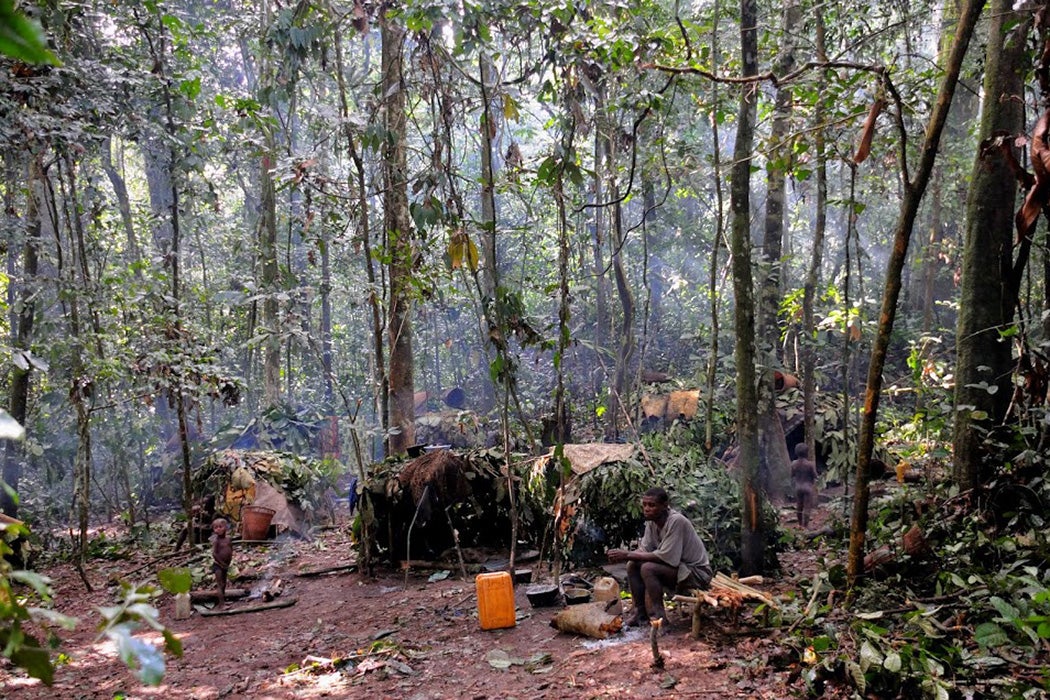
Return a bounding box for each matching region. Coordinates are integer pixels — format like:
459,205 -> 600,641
241,505 -> 276,540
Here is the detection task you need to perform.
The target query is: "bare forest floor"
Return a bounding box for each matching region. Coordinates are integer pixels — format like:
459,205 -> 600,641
0,496 -> 847,700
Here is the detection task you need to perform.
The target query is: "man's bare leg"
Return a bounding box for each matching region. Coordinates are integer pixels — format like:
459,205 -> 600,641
639,560 -> 678,622
624,560 -> 650,626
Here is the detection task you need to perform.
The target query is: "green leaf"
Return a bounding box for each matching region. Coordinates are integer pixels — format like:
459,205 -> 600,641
989,596 -> 1019,623
974,622 -> 1010,648
106,623 -> 166,686
157,568 -> 193,595
5,631 -> 54,685
845,660 -> 865,694
0,409 -> 25,440
810,635 -> 834,652
161,629 -> 183,657
0,0 -> 61,65
859,640 -> 884,672
10,570 -> 53,598
883,651 -> 902,673
26,607 -> 77,630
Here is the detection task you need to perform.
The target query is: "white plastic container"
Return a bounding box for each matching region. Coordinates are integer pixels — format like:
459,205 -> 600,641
174,592 -> 192,620
593,576 -> 622,615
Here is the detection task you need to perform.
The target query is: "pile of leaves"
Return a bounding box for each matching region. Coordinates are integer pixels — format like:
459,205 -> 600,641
789,472 -> 1050,697
196,449 -> 341,519
359,448 -> 526,563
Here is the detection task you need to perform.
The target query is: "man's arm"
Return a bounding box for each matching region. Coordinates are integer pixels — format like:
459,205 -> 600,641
607,548 -> 666,564
608,521 -> 660,563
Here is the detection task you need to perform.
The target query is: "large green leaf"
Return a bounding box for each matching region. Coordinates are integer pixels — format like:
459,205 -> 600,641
157,567 -> 193,595
974,622 -> 1010,649
0,629 -> 54,685
0,0 -> 60,65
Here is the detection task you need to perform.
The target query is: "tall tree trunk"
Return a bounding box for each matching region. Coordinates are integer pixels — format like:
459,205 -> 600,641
333,29 -> 387,461
732,0 -> 766,576
802,15 -> 829,465
147,9 -> 195,527
921,0 -> 977,334
479,51 -> 499,302
477,50 -> 500,413
2,156 -> 42,518
952,0 -> 1028,490
758,0 -> 800,498
256,0 -> 281,408
54,155 -> 95,567
705,0 -> 726,454
597,87 -> 634,438
847,0 -> 986,586
382,12 -> 415,456
100,137 -> 142,268
260,144 -> 281,408
591,130 -> 610,427
921,175 -> 944,333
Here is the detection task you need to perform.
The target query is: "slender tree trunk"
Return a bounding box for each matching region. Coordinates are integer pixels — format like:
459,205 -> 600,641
100,137 -> 142,268
382,11 -> 415,456
256,0 -> 281,409
921,175 -> 944,333
732,0 -> 766,576
848,0 -> 986,586
260,152 -> 280,407
705,0 -> 725,453
479,51 -> 499,301
2,156 -> 42,518
757,0 -> 800,498
802,15 -> 829,465
597,89 -> 634,439
952,0 -> 1028,490
333,29 -> 386,461
591,130 -> 610,426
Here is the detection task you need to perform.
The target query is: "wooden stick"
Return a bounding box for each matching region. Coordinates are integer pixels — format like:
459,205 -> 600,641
399,559 -> 483,573
650,618 -> 664,668
121,549 -> 197,581
443,505 -> 468,581
404,484 -> 430,586
197,597 -> 297,617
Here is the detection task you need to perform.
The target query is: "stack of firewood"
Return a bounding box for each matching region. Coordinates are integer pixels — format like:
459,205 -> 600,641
673,573 -> 778,635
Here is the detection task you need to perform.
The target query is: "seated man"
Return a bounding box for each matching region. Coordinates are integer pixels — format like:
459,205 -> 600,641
607,487 -> 713,626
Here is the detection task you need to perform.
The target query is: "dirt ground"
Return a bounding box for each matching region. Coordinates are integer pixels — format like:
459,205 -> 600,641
0,497 -> 841,700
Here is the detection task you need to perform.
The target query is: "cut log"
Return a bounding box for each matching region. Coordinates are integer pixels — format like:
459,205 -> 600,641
550,601 -> 622,639
197,597 -> 298,617
297,563 -> 357,578
190,588 -> 248,603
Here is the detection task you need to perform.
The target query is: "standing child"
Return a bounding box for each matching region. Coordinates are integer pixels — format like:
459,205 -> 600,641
211,518 -> 233,607
790,444 -> 818,528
